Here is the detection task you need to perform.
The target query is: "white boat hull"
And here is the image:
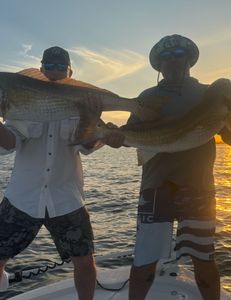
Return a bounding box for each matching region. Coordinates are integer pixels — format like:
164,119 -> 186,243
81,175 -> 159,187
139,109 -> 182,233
8,263 -> 231,300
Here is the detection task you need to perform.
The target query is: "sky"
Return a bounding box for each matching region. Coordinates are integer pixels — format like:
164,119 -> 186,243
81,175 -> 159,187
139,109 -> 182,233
1,0 -> 231,124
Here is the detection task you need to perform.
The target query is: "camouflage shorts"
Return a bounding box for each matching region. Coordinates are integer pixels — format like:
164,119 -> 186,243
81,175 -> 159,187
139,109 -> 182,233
0,198 -> 94,261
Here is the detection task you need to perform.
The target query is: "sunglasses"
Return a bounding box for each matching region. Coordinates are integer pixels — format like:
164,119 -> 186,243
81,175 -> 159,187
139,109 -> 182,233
43,63 -> 69,72
159,48 -> 186,60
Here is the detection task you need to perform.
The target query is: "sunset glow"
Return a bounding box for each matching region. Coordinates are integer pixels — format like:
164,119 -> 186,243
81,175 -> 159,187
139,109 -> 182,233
0,1 -> 230,294
0,1 -> 231,124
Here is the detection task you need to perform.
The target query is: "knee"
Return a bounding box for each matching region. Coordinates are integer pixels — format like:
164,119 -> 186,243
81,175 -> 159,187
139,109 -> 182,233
130,262 -> 157,284
71,255 -> 95,270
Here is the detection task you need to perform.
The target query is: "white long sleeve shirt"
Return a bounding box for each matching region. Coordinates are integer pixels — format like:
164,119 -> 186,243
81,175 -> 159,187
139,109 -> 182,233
0,117 -> 98,218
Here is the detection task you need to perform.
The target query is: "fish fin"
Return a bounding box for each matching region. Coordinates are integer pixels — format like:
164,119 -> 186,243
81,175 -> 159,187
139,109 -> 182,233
137,149 -> 157,166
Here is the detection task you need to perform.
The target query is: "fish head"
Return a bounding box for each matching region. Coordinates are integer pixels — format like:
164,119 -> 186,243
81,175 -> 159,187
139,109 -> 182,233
94,119 -> 110,138
82,118 -> 107,140
72,118 -> 107,145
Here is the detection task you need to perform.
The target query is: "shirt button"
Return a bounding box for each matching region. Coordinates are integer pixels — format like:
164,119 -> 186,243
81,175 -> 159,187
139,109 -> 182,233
49,134 -> 53,137
48,153 -> 52,155
47,168 -> 50,172
44,185 -> 48,188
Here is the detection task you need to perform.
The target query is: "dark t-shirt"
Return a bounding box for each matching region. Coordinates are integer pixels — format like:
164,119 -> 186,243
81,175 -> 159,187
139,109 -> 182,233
128,77 -> 216,191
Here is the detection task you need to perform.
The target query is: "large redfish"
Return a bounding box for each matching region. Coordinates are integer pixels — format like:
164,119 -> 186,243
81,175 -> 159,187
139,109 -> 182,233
0,72 -> 168,122
79,78 -> 231,165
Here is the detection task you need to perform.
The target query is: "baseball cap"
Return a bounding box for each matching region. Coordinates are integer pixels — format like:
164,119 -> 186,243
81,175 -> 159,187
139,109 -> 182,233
41,46 -> 71,66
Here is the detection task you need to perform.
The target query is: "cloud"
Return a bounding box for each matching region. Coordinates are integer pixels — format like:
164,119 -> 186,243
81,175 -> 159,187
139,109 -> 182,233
20,44 -> 32,56
0,64 -> 20,72
0,44 -> 41,72
196,66 -> 231,83
197,30 -> 231,48
2,44 -> 147,87
19,44 -> 40,63
1,44 -> 41,71
69,47 -> 147,85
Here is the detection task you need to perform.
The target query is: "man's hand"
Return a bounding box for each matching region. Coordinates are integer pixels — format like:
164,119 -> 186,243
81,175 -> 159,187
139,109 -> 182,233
81,92 -> 103,119
102,122 -> 125,148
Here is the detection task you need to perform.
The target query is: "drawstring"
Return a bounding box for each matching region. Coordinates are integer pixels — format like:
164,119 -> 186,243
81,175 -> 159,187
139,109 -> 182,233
157,71 -> 161,86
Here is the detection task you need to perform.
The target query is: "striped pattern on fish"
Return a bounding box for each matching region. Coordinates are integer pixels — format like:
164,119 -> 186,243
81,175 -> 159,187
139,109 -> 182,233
82,78 -> 231,164
0,72 -> 168,122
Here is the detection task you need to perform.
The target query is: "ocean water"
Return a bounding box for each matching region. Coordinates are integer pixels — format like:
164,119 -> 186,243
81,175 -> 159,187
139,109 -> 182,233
0,144 -> 230,299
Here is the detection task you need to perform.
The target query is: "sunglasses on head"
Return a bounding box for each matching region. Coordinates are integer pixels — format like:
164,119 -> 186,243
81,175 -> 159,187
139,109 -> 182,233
159,48 -> 186,60
43,63 -> 69,72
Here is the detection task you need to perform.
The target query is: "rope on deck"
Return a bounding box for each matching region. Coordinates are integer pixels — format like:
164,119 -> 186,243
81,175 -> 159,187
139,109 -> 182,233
8,250 -> 133,283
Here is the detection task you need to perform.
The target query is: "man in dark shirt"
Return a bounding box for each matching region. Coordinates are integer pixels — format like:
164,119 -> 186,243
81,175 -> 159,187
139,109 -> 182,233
104,34 -> 231,300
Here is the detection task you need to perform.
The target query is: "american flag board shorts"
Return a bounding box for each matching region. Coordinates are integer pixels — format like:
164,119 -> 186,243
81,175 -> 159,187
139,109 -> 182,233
133,182 -> 216,266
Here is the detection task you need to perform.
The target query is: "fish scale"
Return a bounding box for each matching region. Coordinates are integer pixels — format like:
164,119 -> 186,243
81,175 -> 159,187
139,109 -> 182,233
6,86 -> 81,120
0,72 -> 168,122
1,72 -> 231,165
84,78 -> 231,164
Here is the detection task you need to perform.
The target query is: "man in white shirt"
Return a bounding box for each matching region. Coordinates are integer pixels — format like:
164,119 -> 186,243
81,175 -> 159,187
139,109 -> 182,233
0,46 -> 102,300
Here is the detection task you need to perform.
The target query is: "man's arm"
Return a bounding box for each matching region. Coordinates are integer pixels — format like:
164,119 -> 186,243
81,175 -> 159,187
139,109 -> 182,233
101,122 -> 125,148
0,122 -> 16,150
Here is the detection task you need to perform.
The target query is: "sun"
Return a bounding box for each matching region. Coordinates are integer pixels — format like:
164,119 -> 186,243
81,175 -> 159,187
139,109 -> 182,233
215,134 -> 223,144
